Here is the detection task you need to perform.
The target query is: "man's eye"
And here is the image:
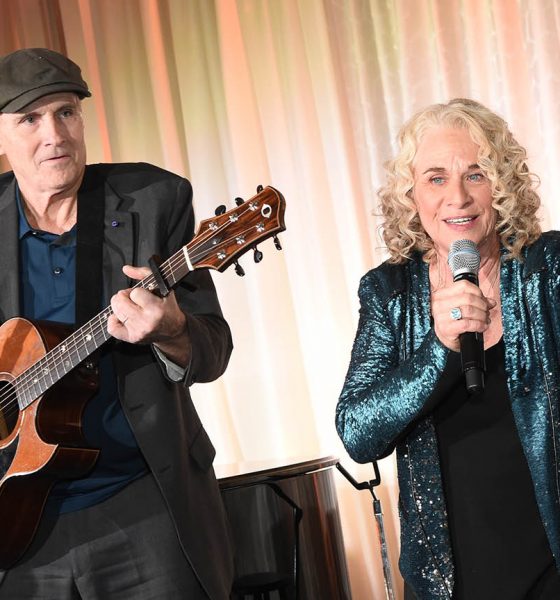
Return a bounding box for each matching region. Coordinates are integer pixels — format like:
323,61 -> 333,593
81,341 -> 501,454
21,115 -> 35,124
60,109 -> 74,118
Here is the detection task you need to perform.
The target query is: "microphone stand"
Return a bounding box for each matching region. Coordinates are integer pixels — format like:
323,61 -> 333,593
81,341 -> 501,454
336,462 -> 396,600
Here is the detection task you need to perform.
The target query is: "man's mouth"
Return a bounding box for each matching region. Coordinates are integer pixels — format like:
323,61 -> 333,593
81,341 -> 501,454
42,155 -> 69,164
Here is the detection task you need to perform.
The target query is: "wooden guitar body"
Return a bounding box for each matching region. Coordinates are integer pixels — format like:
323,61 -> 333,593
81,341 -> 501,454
0,318 -> 99,569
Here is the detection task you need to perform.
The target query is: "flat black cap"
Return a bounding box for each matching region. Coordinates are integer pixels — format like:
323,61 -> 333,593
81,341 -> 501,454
0,47 -> 91,113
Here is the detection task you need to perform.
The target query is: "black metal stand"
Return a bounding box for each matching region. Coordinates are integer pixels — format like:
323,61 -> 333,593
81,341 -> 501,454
336,462 -> 396,600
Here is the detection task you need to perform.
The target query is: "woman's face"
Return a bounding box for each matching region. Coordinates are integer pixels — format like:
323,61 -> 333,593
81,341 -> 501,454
411,125 -> 498,259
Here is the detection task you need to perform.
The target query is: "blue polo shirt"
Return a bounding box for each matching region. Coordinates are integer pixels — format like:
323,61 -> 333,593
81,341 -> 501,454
17,189 -> 148,514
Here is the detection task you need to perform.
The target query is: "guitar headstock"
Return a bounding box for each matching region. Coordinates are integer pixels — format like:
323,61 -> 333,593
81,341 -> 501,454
188,186 -> 286,272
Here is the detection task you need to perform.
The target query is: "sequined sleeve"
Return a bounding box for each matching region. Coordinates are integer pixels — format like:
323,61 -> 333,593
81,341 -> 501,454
336,269 -> 449,463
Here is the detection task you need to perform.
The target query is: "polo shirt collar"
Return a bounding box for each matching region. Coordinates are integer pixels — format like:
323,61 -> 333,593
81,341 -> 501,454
15,183 -> 77,242
15,184 -> 33,239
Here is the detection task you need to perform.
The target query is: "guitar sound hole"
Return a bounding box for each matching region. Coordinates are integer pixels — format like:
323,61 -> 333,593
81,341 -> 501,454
0,381 -> 19,440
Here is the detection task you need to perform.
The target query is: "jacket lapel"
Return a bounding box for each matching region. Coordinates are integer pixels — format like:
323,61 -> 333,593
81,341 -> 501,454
83,166 -> 134,301
0,177 -> 20,322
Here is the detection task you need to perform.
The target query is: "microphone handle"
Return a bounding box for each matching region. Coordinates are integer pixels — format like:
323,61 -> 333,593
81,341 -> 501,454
459,331 -> 485,394
454,271 -> 486,394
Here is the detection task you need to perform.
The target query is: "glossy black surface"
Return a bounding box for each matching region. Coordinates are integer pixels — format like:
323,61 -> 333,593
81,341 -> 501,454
218,456 -> 351,599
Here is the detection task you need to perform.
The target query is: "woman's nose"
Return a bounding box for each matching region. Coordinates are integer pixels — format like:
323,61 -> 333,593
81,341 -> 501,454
447,178 -> 471,207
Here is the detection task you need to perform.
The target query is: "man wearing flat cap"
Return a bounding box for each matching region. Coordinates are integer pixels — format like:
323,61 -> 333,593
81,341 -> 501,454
0,48 -> 234,599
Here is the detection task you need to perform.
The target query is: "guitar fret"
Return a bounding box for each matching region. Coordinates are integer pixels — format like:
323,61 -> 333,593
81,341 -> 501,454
15,388 -> 25,411
81,322 -> 96,355
18,387 -> 30,409
168,270 -> 177,287
52,347 -> 63,381
167,254 -> 189,286
45,362 -> 56,388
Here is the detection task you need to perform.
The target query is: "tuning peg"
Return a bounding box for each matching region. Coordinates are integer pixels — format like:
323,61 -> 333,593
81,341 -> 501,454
235,197 -> 244,206
253,247 -> 263,263
256,184 -> 264,193
234,261 -> 245,277
215,205 -> 226,216
273,236 -> 282,251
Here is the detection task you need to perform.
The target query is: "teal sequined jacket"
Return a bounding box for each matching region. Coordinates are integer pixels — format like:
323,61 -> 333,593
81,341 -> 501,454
336,232 -> 560,599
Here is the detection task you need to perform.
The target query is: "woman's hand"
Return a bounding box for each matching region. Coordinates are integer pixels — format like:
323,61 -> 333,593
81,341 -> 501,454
431,279 -> 497,352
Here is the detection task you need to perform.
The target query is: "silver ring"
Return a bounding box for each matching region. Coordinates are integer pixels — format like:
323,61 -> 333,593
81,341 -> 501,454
450,307 -> 462,321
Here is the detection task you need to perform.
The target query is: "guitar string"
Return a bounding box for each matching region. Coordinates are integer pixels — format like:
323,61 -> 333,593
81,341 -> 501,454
0,194 -> 281,414
0,221 -> 258,415
0,206 -> 279,417
0,198 -> 269,404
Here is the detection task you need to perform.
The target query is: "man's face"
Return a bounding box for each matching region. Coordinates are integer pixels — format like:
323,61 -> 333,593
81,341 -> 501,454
0,92 -> 86,198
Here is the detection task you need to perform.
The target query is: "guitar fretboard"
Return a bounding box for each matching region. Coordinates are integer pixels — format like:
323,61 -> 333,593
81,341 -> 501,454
12,185 -> 285,411
15,248 -> 191,410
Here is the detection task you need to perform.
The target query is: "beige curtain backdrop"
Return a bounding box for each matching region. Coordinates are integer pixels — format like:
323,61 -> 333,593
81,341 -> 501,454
2,1 -> 560,597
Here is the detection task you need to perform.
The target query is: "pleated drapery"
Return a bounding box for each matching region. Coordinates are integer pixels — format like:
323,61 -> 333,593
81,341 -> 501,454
2,2 -> 560,597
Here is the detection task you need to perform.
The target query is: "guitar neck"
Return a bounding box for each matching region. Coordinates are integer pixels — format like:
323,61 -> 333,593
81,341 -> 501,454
16,247 -> 191,410
14,184 -> 286,411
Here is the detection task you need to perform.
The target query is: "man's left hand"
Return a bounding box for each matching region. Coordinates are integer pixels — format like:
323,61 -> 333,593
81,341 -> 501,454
107,264 -> 192,367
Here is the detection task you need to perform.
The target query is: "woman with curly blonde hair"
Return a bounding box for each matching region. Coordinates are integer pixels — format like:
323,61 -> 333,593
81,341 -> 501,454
337,98 -> 560,599
379,98 -> 541,264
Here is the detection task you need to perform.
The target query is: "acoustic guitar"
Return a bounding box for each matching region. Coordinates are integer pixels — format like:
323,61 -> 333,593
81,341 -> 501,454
0,185 -> 286,568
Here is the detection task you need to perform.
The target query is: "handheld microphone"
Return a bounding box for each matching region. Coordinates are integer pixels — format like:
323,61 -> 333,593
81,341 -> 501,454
447,239 -> 485,394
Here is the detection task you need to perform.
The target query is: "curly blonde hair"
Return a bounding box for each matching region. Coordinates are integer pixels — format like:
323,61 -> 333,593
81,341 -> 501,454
378,98 -> 541,263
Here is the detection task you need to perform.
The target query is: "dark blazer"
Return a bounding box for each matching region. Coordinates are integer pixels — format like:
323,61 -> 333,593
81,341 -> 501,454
0,162 -> 234,599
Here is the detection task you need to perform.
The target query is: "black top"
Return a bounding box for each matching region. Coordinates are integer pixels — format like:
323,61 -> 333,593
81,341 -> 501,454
434,339 -> 560,600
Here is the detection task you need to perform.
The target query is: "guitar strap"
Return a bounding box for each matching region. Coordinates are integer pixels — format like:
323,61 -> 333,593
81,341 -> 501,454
76,168 -> 105,328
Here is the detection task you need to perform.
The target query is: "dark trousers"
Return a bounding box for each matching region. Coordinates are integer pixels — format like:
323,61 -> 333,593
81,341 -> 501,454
0,474 -> 207,599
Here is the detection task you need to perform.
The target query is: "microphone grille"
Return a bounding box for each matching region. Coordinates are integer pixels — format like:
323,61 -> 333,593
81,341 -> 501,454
448,239 -> 480,277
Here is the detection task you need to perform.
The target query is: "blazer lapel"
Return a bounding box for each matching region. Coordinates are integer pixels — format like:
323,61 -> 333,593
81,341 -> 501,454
96,168 -> 135,299
0,178 -> 20,322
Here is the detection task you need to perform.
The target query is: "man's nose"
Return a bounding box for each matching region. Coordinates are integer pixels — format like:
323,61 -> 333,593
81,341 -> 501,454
41,115 -> 65,144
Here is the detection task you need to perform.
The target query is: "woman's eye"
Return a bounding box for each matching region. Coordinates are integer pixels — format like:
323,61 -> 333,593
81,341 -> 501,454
467,173 -> 484,182
430,176 -> 445,185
